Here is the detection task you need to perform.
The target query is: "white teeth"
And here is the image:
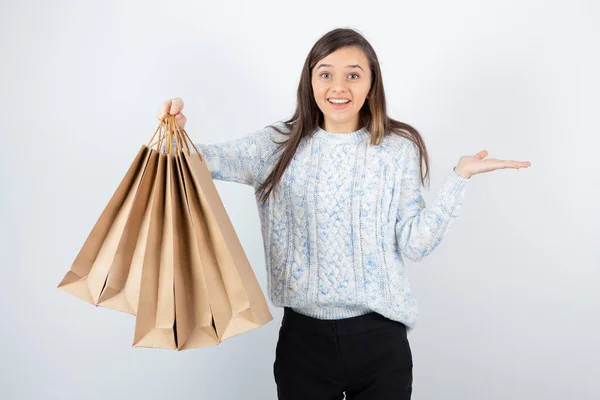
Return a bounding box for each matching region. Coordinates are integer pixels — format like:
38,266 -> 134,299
328,99 -> 350,104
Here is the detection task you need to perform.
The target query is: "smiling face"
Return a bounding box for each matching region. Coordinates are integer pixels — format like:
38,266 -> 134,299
311,46 -> 372,133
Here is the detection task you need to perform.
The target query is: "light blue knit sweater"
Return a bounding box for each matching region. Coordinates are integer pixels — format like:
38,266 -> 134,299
193,122 -> 470,329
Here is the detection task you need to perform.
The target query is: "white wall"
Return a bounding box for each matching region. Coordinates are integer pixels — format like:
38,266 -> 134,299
1,0 -> 598,399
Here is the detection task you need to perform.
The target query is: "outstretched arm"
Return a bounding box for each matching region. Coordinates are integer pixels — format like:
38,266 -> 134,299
156,97 -> 275,187
192,130 -> 270,186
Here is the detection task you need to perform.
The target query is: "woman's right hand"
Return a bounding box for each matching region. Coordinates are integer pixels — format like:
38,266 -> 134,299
157,97 -> 187,129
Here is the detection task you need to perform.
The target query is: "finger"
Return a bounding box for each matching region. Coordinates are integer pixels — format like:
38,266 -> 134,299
170,97 -> 184,115
502,160 -> 531,169
507,161 -> 529,168
175,113 -> 187,129
157,99 -> 171,120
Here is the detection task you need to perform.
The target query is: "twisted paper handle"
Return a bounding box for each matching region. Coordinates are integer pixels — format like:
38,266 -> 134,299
147,114 -> 204,162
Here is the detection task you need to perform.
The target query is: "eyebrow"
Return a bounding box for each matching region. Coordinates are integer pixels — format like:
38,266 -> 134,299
316,63 -> 364,71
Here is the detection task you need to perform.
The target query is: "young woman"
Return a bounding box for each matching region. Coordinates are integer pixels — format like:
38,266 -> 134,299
157,28 -> 530,400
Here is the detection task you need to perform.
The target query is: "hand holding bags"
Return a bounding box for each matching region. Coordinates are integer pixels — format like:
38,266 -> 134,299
58,114 -> 272,350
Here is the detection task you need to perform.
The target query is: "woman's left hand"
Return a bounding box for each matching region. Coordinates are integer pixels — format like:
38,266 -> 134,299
454,150 -> 531,179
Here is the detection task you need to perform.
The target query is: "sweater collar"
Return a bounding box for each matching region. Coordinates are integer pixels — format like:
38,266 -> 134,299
311,125 -> 370,143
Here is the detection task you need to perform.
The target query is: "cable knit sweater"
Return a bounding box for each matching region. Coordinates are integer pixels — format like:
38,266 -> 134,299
192,121 -> 470,329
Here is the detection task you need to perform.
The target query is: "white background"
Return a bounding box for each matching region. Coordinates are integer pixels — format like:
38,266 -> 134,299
1,0 -> 599,399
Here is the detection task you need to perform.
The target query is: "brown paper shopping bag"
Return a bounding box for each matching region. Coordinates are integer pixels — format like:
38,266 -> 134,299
132,153 -> 177,349
173,122 -> 273,342
171,149 -> 220,350
58,146 -> 153,306
96,150 -> 160,314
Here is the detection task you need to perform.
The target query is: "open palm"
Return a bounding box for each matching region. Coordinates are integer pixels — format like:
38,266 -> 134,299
456,150 -> 531,178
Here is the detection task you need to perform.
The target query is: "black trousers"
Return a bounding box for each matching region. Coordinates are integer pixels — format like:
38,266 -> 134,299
274,307 -> 413,399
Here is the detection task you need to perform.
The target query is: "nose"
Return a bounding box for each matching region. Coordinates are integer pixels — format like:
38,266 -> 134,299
330,75 -> 348,94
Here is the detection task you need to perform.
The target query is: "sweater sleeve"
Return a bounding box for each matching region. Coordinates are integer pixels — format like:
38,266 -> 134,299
164,125 -> 278,187
395,139 -> 471,262
192,127 -> 272,187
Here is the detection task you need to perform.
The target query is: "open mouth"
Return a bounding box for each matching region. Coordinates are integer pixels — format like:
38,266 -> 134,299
328,98 -> 351,104
328,98 -> 351,108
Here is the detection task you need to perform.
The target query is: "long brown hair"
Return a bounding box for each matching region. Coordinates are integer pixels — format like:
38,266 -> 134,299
256,28 -> 430,203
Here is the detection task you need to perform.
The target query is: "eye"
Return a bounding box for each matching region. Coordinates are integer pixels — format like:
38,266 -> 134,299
320,72 -> 331,79
349,73 -> 360,79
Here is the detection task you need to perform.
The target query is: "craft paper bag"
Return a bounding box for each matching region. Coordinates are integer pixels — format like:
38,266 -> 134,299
58,146 -> 152,306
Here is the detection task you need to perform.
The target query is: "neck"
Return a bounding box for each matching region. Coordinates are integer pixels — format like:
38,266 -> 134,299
323,119 -> 360,133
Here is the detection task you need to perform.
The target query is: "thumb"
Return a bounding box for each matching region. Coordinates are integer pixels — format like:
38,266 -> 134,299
475,150 -> 488,159
157,99 -> 172,120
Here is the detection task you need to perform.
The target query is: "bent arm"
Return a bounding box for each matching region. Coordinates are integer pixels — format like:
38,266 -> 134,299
395,141 -> 471,262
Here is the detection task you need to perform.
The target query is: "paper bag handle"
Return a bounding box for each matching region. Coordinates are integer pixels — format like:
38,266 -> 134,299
147,115 -> 204,162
